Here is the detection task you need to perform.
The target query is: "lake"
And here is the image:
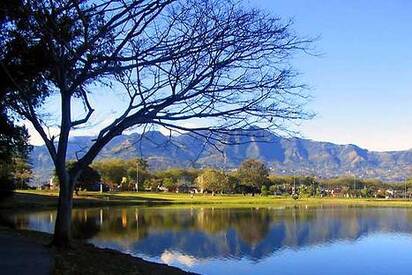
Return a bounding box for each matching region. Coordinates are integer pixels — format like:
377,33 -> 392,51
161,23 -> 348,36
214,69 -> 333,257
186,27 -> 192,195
2,205 -> 412,275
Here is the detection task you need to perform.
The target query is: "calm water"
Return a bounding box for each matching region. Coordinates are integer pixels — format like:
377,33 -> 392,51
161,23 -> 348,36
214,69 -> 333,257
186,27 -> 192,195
2,206 -> 412,274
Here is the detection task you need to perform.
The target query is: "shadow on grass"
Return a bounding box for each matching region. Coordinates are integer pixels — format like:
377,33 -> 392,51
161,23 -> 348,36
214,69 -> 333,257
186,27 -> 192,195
0,191 -> 175,210
0,192 -> 57,207
88,193 -> 171,202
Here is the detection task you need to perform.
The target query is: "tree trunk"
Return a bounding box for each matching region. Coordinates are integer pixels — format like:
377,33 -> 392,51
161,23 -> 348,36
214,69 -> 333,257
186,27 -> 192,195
51,174 -> 74,247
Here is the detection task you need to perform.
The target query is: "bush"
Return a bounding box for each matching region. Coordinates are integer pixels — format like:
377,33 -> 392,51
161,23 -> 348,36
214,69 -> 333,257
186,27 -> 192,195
162,177 -> 176,191
269,185 -> 277,195
261,185 -> 268,196
144,178 -> 162,191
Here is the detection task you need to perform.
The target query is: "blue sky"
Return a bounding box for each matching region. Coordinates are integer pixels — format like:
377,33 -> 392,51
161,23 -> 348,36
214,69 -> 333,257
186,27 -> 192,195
26,0 -> 412,152
253,0 -> 412,151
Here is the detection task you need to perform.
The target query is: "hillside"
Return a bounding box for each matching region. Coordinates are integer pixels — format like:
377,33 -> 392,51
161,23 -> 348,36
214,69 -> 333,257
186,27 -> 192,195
30,129 -> 412,183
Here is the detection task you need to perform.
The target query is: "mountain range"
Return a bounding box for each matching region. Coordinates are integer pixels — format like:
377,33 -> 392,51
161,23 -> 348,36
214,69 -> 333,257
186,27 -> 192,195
30,129 -> 412,183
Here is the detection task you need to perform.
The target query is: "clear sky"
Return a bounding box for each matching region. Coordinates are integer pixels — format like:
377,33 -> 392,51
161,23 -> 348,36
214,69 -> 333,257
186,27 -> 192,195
26,0 -> 412,152
253,0 -> 412,151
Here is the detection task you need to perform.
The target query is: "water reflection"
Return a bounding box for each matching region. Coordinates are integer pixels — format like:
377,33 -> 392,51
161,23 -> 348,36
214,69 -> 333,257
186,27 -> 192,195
2,206 -> 412,272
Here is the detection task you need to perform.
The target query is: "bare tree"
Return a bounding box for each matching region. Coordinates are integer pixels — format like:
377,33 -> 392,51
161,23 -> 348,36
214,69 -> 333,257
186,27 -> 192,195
1,0 -> 313,246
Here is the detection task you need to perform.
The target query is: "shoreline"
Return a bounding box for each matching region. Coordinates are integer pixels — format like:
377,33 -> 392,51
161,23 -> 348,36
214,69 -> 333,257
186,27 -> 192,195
0,226 -> 193,275
4,190 -> 412,210
3,191 -> 412,274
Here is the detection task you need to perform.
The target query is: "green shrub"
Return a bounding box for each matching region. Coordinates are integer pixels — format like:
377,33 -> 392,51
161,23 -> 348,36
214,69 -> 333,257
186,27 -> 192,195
261,185 -> 268,196
269,185 -> 277,195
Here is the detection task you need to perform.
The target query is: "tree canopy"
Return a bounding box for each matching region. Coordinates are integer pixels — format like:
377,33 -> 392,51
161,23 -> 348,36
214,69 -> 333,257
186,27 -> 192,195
237,159 -> 269,190
92,158 -> 148,190
0,0 -> 312,246
196,169 -> 231,193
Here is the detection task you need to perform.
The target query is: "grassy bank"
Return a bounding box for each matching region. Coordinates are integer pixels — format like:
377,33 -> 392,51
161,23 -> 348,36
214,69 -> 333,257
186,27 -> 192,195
4,190 -> 412,209
0,226 -> 191,275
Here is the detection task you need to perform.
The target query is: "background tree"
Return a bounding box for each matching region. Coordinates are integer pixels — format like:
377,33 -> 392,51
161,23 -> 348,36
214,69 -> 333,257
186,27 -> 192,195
68,162 -> 101,191
92,159 -> 127,188
0,117 -> 31,194
0,0 -> 49,196
144,178 -> 162,191
92,158 -> 147,190
1,0 -> 312,246
12,157 -> 33,190
162,177 -> 176,192
124,158 -> 149,191
53,161 -> 101,191
269,185 -> 277,195
0,155 -> 33,193
0,50 -> 32,194
261,185 -> 268,196
196,169 -> 229,194
155,168 -> 198,191
268,174 -> 294,194
237,159 -> 269,192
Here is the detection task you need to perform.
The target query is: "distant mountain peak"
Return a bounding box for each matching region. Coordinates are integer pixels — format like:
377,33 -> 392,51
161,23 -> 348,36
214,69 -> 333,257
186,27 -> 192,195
30,130 -> 412,183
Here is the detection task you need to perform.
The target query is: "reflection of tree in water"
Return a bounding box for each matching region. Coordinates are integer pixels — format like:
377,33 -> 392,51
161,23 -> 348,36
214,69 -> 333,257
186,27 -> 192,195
5,206 -> 412,262
71,209 -> 101,240
97,207 -> 412,261
0,211 -> 28,228
0,210 -> 53,232
277,207 -> 412,250
218,208 -> 271,245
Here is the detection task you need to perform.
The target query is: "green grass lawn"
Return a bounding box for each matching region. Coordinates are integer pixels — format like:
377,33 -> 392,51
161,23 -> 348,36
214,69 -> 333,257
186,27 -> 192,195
4,190 -> 412,209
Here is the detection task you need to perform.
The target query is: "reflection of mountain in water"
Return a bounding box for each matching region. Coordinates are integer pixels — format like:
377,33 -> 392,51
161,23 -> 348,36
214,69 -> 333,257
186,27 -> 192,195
121,207 -> 412,261
3,207 -> 412,262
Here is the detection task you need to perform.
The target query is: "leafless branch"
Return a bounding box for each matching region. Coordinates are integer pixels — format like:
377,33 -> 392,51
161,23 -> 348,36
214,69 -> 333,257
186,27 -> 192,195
72,89 -> 95,127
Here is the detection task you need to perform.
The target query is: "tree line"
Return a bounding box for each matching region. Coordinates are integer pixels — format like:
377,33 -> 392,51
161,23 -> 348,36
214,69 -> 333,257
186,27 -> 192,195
45,158 -> 412,198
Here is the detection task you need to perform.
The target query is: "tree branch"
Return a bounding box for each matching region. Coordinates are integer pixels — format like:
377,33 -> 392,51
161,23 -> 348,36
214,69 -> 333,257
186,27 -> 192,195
72,89 -> 95,127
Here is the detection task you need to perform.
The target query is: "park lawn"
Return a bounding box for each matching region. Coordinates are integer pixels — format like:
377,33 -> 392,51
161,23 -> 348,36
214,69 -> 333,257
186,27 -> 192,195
90,191 -> 412,208
4,190 -> 412,209
0,190 -> 162,210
